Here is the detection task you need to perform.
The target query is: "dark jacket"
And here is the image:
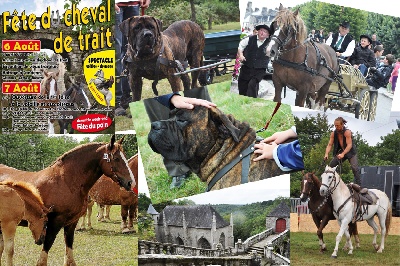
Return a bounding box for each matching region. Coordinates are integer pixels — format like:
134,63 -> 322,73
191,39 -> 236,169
333,128 -> 356,160
243,35 -> 270,69
367,64 -> 394,89
330,33 -> 354,53
349,45 -> 375,68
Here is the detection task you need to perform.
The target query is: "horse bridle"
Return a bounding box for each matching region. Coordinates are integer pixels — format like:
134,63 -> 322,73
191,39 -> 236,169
321,169 -> 341,196
103,151 -> 121,181
271,25 -> 299,55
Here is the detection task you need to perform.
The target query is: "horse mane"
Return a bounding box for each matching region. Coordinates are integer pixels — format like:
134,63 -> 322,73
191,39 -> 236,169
0,180 -> 44,205
275,7 -> 308,43
49,142 -> 105,166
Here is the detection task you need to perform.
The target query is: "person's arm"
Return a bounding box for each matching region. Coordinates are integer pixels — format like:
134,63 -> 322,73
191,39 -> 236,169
366,52 -> 376,68
337,130 -> 353,160
324,132 -> 334,160
325,35 -> 333,46
262,126 -> 297,144
237,37 -> 249,62
140,0 -> 151,8
341,39 -> 355,58
155,93 -> 216,110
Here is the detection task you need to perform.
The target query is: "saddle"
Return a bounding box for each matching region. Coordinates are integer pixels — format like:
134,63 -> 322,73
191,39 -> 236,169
350,183 -> 378,205
349,183 -> 379,223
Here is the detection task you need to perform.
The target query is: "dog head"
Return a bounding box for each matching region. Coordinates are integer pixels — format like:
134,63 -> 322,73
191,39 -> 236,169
119,15 -> 163,59
148,106 -> 253,170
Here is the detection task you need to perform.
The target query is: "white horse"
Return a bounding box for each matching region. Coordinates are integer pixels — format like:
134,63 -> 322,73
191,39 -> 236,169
319,166 -> 392,258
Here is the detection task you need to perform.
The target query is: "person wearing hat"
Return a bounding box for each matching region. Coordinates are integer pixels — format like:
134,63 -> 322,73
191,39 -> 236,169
237,23 -> 272,98
326,21 -> 355,59
348,34 -> 375,76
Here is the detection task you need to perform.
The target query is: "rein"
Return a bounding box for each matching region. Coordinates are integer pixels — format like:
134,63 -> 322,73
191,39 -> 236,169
256,102 -> 281,133
207,143 -> 255,192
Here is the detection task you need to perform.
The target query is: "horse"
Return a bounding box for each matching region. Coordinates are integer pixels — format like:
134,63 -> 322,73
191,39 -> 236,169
58,82 -> 92,134
300,172 -> 359,253
40,69 -> 60,134
268,4 -> 339,109
319,166 -> 392,258
0,135 -> 135,266
0,181 -> 51,266
78,154 -> 138,233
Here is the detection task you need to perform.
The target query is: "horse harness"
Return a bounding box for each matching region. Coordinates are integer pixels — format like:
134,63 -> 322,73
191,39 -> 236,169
273,38 -> 340,83
207,143 -> 255,192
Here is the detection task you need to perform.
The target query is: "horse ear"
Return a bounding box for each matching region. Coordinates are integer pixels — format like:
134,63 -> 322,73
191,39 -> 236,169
43,69 -> 49,77
293,8 -> 300,16
109,135 -> 116,150
117,136 -> 125,145
279,3 -> 284,10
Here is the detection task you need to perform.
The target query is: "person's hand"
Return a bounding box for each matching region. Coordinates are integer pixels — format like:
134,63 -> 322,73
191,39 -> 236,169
262,128 -> 297,145
337,153 -> 344,160
253,142 -> 277,161
141,0 -> 151,8
170,95 -> 216,110
323,154 -> 328,161
353,64 -> 359,69
115,4 -> 120,13
239,55 -> 246,62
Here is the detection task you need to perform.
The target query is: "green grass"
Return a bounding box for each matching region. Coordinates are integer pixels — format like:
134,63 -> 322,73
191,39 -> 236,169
130,81 -> 294,204
203,22 -> 241,34
291,232 -> 400,266
2,206 -> 138,266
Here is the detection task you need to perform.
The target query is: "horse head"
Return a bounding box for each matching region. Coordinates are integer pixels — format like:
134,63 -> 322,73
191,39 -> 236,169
30,204 -> 54,246
41,69 -> 60,98
319,165 -> 338,196
300,172 -> 313,202
96,135 -> 135,191
69,83 -> 91,109
269,4 -> 307,58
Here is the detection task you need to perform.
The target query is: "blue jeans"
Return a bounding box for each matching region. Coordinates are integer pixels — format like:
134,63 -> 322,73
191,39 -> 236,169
358,64 -> 367,76
115,5 -> 139,104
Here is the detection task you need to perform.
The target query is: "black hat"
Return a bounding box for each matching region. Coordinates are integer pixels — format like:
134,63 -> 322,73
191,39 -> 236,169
255,24 -> 272,35
339,21 -> 350,29
360,34 -> 372,44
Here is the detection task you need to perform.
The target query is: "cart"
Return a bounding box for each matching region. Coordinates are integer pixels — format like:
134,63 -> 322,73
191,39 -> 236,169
198,30 -> 242,85
325,64 -> 378,121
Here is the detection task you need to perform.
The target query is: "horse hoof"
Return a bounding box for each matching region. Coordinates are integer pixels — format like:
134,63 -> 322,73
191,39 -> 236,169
331,255 -> 337,259
121,228 -> 132,234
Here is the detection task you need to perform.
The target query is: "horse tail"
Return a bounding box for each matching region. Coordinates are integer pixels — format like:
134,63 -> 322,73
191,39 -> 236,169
385,201 -> 392,237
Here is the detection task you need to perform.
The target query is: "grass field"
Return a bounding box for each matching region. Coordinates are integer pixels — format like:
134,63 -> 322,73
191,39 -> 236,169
1,206 -> 138,266
291,232 -> 400,266
130,81 -> 293,204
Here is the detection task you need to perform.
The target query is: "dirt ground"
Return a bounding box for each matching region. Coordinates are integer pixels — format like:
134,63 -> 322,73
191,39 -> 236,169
290,213 -> 400,235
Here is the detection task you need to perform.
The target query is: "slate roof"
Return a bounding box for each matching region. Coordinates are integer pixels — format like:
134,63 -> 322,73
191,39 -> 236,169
147,204 -> 159,215
267,201 -> 290,218
157,205 -> 229,229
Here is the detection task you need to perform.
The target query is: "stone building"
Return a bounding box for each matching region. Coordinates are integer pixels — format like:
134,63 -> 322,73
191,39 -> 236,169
154,205 -> 234,249
242,1 -> 278,30
266,201 -> 290,233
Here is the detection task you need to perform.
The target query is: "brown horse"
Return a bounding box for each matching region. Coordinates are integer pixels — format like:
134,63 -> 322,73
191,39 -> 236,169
79,154 -> 139,233
0,181 -> 51,266
300,172 -> 360,252
39,69 -> 60,134
0,135 -> 135,266
269,4 -> 339,109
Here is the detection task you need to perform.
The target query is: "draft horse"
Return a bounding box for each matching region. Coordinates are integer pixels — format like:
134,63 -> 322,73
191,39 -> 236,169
79,154 -> 139,233
320,166 -> 392,258
0,135 -> 135,266
300,172 -> 359,253
269,4 -> 339,109
0,181 -> 51,266
40,69 -> 60,134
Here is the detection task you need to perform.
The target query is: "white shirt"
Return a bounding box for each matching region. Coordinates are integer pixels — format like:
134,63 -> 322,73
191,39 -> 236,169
326,34 -> 355,57
238,36 -> 268,51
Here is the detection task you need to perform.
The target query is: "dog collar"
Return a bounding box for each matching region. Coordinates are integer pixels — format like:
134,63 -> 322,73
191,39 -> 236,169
207,143 -> 255,192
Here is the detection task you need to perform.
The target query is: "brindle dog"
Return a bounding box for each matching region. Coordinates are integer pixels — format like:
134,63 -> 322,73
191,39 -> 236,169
148,106 -> 287,191
119,16 -> 205,101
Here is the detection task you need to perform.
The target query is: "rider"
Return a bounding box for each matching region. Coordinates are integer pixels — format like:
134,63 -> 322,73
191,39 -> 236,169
324,117 -> 361,185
